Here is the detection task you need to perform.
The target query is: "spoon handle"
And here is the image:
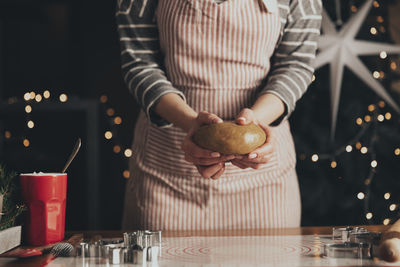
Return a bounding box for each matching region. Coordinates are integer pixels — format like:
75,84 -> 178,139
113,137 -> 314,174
62,138 -> 82,173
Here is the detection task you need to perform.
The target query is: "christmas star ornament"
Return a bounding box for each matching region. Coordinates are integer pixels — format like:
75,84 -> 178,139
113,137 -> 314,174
314,0 -> 400,138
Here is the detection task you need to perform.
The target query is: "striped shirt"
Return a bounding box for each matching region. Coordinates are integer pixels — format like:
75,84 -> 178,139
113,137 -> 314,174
116,0 -> 322,127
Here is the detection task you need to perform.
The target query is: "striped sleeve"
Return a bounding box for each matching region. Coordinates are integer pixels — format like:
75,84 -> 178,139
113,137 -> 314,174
259,0 -> 322,124
116,0 -> 186,127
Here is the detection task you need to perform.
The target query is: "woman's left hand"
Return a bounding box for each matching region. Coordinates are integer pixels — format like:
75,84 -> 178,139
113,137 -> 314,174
230,108 -> 274,170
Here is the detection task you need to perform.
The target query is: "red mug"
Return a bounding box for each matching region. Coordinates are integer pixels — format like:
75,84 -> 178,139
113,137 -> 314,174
20,173 -> 67,246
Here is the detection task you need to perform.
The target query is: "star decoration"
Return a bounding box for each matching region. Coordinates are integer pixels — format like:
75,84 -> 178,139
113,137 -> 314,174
313,0 -> 400,138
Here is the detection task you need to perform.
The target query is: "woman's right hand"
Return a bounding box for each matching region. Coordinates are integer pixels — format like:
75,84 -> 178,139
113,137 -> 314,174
181,112 -> 235,180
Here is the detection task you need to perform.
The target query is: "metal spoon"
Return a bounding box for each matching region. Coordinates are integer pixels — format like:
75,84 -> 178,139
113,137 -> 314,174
62,138 -> 82,173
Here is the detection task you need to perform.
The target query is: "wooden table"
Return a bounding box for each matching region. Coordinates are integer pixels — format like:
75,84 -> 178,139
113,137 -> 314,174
0,225 -> 388,266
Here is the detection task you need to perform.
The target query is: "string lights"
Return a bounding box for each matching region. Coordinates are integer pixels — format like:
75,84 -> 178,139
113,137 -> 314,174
35,94 -> 42,102
4,90 -> 131,180
27,120 -> 34,129
4,131 -> 11,139
114,116 -> 122,125
304,0 -> 400,225
25,105 -> 32,113
99,94 -> 133,180
23,139 -> 30,147
123,170 -> 130,179
43,90 -> 50,99
104,131 -> 113,140
303,98 -> 398,224
106,108 -> 115,116
59,93 -> 68,102
124,149 -> 132,158
113,145 -> 121,154
3,89 -> 73,150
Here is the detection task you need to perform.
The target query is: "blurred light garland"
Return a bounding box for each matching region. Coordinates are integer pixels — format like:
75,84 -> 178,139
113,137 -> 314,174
301,98 -> 398,225
3,91 -> 130,180
99,94 -> 131,180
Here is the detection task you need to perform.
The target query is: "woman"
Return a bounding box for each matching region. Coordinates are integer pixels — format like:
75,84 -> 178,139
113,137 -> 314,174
117,0 -> 322,230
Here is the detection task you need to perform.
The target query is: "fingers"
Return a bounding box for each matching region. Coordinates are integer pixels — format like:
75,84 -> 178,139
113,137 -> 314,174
196,163 -> 225,179
245,142 -> 274,163
241,155 -> 270,164
236,108 -> 254,125
185,154 -> 235,165
197,111 -> 223,125
231,147 -> 274,170
182,137 -> 221,158
244,162 -> 264,170
186,111 -> 223,137
231,159 -> 265,170
231,159 -> 249,169
211,164 -> 225,180
234,154 -> 271,165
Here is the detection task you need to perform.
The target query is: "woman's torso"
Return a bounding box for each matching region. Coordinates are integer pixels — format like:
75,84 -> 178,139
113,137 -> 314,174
132,0 -> 296,182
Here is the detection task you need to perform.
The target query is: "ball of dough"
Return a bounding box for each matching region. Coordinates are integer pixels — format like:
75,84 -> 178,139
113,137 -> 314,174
193,122 -> 267,155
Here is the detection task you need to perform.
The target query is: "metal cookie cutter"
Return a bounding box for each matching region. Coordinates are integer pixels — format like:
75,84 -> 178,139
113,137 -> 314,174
123,230 -> 162,264
99,239 -> 124,246
75,242 -> 100,258
101,243 -> 123,260
108,247 -> 124,264
124,230 -> 162,246
145,234 -> 160,263
124,231 -> 141,247
76,242 -> 89,257
131,248 -> 145,265
88,242 -> 102,258
323,242 -> 371,259
75,231 -> 162,265
332,226 -> 367,242
144,230 -> 162,257
106,247 -> 146,265
124,230 -> 161,248
146,230 -> 162,246
350,232 -> 382,257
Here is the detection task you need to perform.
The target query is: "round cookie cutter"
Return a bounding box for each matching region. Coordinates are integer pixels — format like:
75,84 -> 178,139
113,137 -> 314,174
107,246 -> 148,264
350,232 -> 382,257
323,242 -> 371,259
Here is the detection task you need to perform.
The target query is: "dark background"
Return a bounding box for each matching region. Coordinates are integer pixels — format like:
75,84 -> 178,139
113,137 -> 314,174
0,0 -> 399,230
